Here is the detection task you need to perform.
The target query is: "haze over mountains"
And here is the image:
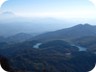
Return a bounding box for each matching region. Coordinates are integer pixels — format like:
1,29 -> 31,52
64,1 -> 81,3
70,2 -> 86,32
0,33 -> 33,44
0,12 -> 71,36
0,12 -> 15,19
0,24 -> 96,44
0,11 -> 95,37
31,24 -> 96,42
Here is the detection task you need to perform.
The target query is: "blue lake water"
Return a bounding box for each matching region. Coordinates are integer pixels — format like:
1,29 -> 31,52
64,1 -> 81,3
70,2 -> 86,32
76,46 -> 87,51
33,43 -> 42,48
71,44 -> 87,51
33,43 -> 87,51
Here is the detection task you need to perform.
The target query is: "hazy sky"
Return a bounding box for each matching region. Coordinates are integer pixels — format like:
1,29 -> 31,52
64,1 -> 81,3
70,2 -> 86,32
1,0 -> 96,19
1,0 -> 96,36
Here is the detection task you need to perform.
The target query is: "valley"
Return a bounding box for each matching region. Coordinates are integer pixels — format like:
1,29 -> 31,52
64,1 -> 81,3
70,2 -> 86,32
0,24 -> 96,72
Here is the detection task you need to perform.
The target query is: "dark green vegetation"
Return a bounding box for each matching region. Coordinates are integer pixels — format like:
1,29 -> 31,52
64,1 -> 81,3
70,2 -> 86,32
0,24 -> 96,72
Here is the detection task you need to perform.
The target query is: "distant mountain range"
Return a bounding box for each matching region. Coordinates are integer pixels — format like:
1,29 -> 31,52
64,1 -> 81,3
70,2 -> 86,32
1,24 -> 96,44
0,12 -> 16,20
0,33 -> 33,44
1,24 -> 96,49
31,24 -> 96,42
0,12 -> 80,36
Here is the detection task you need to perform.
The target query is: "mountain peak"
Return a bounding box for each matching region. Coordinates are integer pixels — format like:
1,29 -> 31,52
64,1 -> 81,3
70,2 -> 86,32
0,11 -> 15,19
72,24 -> 92,29
32,23 -> 96,41
83,23 -> 92,26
